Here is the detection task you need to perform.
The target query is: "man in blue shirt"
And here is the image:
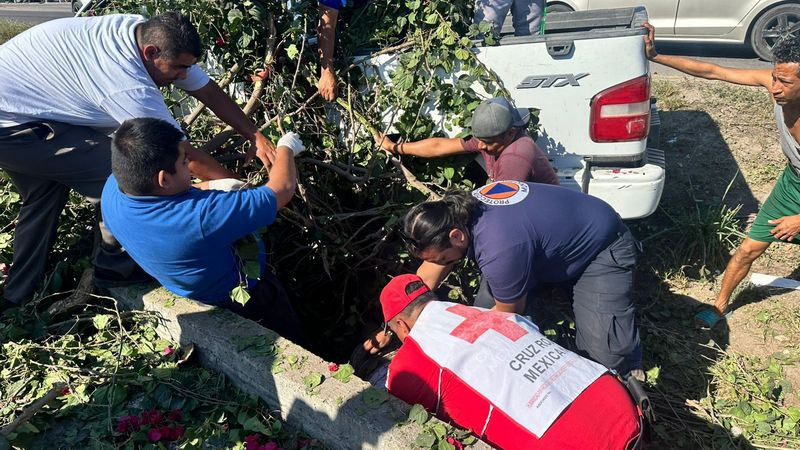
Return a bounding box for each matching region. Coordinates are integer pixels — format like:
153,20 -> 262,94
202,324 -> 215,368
101,118 -> 305,340
403,180 -> 643,378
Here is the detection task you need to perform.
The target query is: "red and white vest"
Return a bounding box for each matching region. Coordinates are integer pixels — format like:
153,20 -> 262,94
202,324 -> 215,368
387,301 -> 641,449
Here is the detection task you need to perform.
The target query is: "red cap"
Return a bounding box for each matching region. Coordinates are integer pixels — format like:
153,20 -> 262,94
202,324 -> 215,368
380,274 -> 430,322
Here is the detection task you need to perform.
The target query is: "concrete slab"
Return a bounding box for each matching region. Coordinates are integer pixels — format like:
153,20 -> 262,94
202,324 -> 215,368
110,284 -> 490,450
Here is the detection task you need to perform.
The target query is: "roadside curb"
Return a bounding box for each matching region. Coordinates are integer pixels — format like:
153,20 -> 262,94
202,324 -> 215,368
109,285 -> 490,450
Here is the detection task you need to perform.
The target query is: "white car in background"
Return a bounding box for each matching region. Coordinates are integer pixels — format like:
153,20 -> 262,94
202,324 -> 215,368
545,0 -> 800,60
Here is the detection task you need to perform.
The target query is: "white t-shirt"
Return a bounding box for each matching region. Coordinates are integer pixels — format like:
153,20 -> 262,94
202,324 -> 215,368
0,14 -> 210,132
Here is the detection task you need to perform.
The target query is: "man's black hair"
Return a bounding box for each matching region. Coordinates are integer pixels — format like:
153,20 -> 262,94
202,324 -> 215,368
139,11 -> 203,59
111,118 -> 184,196
402,190 -> 479,254
772,33 -> 800,68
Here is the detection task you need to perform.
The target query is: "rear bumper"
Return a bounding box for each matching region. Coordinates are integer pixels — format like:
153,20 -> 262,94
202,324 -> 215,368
563,147 -> 665,219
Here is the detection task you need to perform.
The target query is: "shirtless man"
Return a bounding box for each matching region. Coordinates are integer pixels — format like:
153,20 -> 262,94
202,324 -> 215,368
645,22 -> 800,324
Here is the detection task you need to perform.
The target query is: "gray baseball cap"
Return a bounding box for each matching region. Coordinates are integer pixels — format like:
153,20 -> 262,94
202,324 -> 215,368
471,97 -> 531,139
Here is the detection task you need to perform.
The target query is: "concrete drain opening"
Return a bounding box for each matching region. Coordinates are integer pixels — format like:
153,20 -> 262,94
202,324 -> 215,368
110,285 -> 490,449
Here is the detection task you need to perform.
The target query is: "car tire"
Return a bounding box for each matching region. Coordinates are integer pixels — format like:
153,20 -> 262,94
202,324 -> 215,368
71,0 -> 82,14
750,3 -> 800,61
546,2 -> 574,14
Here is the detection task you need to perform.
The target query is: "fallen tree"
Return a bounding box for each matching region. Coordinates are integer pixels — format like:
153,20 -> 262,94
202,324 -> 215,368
100,0 -> 518,360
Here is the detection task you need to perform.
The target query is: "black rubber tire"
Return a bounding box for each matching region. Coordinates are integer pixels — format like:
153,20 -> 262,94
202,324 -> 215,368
71,0 -> 81,14
546,2 -> 574,14
750,3 -> 800,61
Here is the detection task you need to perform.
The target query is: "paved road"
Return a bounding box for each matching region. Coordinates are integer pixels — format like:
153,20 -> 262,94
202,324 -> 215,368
652,42 -> 771,76
0,4 -> 779,74
0,3 -> 71,25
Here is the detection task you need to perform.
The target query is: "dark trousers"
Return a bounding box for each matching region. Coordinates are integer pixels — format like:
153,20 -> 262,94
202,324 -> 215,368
217,271 -> 306,345
0,121 -> 137,304
474,226 -> 643,375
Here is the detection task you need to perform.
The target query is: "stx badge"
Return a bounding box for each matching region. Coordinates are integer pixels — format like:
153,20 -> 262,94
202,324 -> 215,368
517,73 -> 589,89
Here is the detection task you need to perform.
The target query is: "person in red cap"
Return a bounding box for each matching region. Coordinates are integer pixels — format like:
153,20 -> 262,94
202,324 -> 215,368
380,274 -> 644,450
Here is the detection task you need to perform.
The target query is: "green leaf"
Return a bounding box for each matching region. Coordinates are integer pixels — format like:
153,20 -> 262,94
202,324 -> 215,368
478,20 -> 494,33
242,416 -> 271,435
431,423 -> 447,439
443,167 -> 455,180
409,404 -> 429,425
92,314 -> 110,330
454,48 -> 470,61
227,9 -> 244,23
304,373 -> 323,389
286,44 -> 299,60
362,388 -> 390,408
244,261 -> 261,280
645,366 -> 660,383
236,335 -> 275,357
332,363 -> 355,383
438,440 -> 455,450
415,430 -> 436,448
230,285 -> 251,306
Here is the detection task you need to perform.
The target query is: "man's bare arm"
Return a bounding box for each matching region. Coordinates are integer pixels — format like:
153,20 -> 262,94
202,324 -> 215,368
188,81 -> 277,167
416,261 -> 454,290
265,133 -> 304,208
181,141 -> 237,181
644,22 -> 772,88
317,5 -> 339,101
375,134 -> 467,158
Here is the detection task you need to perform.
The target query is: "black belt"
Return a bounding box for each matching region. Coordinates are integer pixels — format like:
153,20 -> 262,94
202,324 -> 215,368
0,122 -> 49,140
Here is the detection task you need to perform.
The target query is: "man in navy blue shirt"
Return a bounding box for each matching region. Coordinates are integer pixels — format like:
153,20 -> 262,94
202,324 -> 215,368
101,118 -> 305,340
402,180 -> 643,378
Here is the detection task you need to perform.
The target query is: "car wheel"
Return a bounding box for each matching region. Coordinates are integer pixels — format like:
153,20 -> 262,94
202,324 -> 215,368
750,4 -> 800,61
546,3 -> 574,14
71,0 -> 82,14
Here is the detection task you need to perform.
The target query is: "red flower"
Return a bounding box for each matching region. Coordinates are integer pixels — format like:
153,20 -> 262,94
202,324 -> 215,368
141,409 -> 163,425
153,425 -> 184,441
261,442 -> 280,450
446,437 -> 464,450
147,427 -> 162,442
245,434 -> 262,450
168,409 -> 183,422
163,346 -> 174,356
60,387 -> 71,396
215,37 -> 226,46
0,263 -> 8,275
328,363 -> 339,372
115,415 -> 141,434
170,425 -> 185,440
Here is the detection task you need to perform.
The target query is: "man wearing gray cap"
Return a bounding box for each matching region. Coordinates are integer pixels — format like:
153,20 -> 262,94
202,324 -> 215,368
376,97 -> 558,185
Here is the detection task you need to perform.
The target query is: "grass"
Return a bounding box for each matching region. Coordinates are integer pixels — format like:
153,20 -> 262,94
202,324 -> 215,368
0,20 -> 29,45
637,76 -> 800,448
652,78 -> 687,110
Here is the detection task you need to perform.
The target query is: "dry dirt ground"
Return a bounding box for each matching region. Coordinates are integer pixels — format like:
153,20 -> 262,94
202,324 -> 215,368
641,74 -> 800,448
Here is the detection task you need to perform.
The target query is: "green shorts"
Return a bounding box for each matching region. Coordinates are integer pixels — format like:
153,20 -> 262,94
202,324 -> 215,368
749,165 -> 800,244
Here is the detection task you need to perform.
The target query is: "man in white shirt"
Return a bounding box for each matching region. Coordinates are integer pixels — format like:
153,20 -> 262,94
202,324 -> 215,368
0,12 -> 276,305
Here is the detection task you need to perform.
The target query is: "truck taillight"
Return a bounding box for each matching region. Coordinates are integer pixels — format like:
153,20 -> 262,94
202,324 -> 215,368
589,75 -> 650,142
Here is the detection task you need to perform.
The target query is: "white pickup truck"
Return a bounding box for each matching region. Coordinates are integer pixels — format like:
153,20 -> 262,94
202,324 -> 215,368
367,6 -> 664,219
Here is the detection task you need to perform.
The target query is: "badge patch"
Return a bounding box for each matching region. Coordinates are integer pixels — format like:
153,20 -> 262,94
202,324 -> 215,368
472,180 -> 529,206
